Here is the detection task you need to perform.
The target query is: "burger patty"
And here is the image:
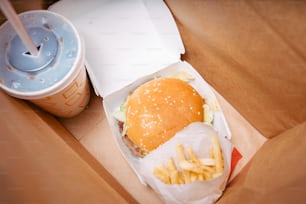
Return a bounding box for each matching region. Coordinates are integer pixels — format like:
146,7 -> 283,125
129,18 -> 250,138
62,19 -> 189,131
118,121 -> 147,158
122,135 -> 147,158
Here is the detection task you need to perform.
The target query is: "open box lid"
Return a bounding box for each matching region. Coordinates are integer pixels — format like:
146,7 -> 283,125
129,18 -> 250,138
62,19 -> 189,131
49,0 -> 185,97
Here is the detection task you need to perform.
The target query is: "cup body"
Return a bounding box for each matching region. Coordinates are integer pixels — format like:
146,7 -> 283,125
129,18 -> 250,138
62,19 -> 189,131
30,65 -> 90,117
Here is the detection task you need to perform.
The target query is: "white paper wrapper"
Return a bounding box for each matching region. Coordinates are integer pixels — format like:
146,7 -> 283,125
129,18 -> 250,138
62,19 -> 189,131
138,122 -> 233,204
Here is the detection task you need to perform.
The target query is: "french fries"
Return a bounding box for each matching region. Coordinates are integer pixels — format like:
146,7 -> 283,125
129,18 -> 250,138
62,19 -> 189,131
153,135 -> 224,184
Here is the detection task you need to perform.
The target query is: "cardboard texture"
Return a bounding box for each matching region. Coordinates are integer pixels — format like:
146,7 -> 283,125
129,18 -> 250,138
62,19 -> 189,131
0,91 -> 136,203
1,0 -> 306,203
165,0 -> 306,138
218,121 -> 306,204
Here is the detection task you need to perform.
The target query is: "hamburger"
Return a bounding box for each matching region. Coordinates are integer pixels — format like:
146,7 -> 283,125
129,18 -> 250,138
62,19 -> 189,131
115,77 -> 205,157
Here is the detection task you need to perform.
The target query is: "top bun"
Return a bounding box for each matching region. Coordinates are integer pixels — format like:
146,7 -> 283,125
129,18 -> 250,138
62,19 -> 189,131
126,78 -> 204,153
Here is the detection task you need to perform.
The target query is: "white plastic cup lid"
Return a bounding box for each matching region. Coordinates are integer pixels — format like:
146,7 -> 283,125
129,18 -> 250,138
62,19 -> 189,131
0,10 -> 84,99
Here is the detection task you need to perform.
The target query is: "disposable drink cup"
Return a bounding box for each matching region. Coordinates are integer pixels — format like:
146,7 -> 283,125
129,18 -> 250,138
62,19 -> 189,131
0,10 -> 90,117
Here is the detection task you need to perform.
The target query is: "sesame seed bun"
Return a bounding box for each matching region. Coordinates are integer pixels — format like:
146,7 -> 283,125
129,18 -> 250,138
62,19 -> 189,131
126,78 -> 204,155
